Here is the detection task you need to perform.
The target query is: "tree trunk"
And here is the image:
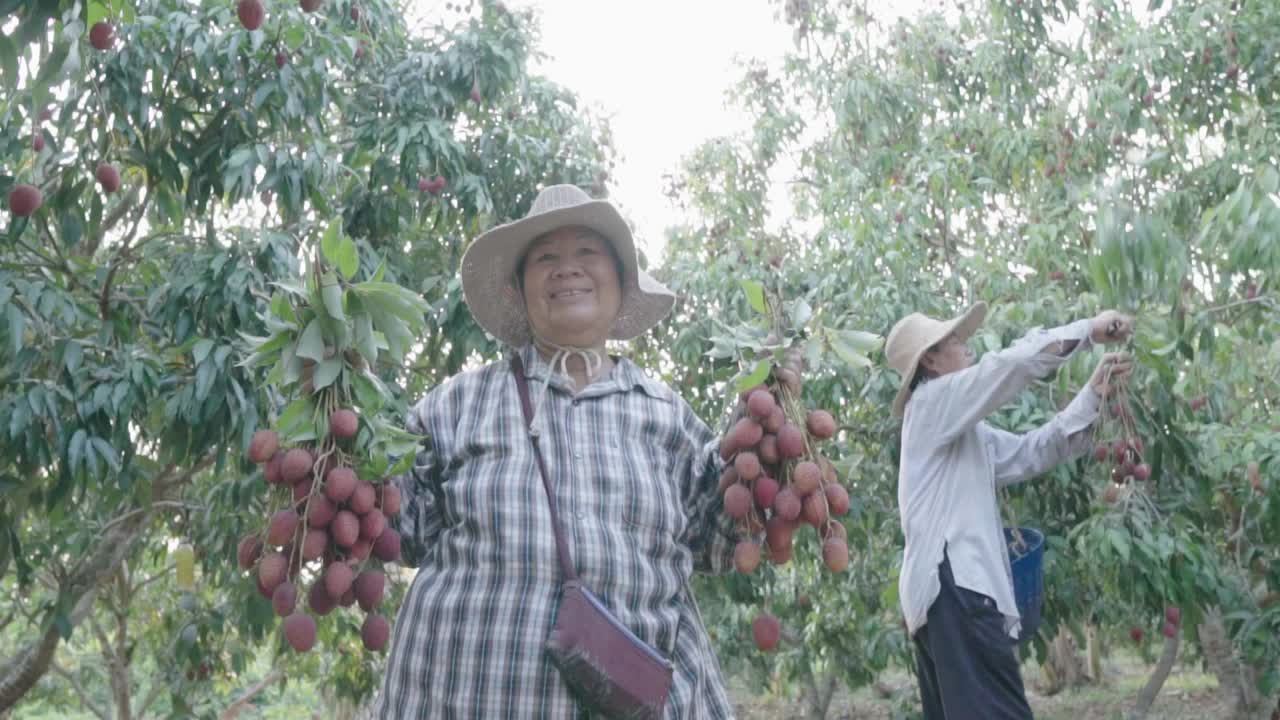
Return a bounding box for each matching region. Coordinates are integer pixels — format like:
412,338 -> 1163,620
801,668 -> 839,720
0,458 -> 211,712
1041,624 -> 1090,695
1196,607 -> 1278,720
1086,622 -> 1103,682
1128,630 -> 1179,720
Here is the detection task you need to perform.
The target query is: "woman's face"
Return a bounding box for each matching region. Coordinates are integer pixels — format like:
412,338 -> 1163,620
520,226 -> 623,348
920,333 -> 975,377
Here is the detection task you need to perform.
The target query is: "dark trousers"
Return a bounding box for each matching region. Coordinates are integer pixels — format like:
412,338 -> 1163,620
912,553 -> 1034,720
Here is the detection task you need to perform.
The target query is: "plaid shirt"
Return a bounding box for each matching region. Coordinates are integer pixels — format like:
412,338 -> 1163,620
372,344 -> 738,719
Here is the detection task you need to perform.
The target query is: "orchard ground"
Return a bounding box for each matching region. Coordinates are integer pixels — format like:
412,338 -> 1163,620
732,653 -> 1224,720
10,651 -> 1223,719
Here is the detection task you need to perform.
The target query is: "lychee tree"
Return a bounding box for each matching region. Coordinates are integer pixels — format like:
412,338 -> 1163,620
654,0 -> 1279,717
0,0 -> 614,714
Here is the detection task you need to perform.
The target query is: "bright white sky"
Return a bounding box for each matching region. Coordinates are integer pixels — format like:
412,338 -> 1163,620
505,0 -> 792,261
504,0 -> 937,262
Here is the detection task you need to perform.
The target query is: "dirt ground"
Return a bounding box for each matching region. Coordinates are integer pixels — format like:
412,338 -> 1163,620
731,653 -> 1231,720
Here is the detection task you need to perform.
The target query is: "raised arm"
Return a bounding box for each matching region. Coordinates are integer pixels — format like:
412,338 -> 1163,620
908,310 -> 1133,446
984,350 -> 1135,487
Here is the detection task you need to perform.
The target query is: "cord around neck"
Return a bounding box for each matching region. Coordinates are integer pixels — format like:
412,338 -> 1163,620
526,335 -> 607,436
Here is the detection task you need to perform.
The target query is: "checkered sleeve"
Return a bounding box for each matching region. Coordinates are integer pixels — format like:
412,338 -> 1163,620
388,390 -> 444,569
674,397 -> 740,575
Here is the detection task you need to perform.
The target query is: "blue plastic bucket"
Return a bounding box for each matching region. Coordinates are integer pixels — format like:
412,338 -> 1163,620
1005,526 -> 1044,643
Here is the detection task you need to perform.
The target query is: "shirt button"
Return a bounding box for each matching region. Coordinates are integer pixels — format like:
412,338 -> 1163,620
573,451 -> 582,459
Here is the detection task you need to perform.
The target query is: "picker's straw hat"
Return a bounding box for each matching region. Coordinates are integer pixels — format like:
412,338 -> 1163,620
885,302 -> 988,417
460,184 -> 675,348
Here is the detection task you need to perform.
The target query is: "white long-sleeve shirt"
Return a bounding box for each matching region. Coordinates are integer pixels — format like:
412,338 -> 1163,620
898,319 -> 1099,638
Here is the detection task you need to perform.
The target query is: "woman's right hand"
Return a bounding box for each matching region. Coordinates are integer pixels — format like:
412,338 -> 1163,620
1090,310 -> 1134,345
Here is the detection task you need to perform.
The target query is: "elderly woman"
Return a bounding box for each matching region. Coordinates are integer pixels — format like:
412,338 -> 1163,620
371,185 -> 739,718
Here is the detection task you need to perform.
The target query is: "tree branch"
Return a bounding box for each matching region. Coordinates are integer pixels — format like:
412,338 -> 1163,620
1128,630 -> 1180,720
135,676 -> 167,719
99,189 -> 155,321
0,450 -> 216,711
85,184 -> 143,256
50,662 -> 109,720
130,564 -> 174,596
219,671 -> 283,720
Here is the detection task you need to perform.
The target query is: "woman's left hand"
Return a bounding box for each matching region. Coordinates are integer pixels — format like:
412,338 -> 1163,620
1089,352 -> 1133,398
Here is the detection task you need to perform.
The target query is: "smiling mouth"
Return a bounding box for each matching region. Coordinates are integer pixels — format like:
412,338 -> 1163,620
549,288 -> 592,300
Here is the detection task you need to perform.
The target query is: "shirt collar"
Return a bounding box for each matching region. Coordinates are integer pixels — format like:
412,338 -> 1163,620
515,344 -> 670,402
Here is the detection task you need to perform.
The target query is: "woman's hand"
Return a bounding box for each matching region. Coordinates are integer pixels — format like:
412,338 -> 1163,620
1089,352 -> 1133,399
1090,310 -> 1134,345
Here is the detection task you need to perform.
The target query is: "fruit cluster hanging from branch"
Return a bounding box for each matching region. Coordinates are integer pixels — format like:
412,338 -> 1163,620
233,217 -> 429,653
705,277 -> 882,652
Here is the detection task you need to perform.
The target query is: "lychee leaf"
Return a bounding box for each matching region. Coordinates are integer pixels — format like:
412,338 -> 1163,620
321,281 -> 345,322
387,452 -> 415,476
193,338 -> 215,365
335,237 -> 359,280
0,35 -> 16,93
353,311 -> 377,363
734,359 -> 770,393
829,335 -> 872,369
271,293 -> 297,324
87,1 -> 108,30
91,438 -> 119,473
321,217 -> 343,266
277,397 -> 314,438
740,279 -> 767,314
296,319 -> 325,362
6,305 -> 24,354
312,356 -> 342,391
68,429 -> 87,476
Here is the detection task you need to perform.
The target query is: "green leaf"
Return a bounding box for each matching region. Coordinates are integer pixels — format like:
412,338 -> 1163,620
335,236 -> 359,280
52,205 -> 83,247
195,361 -> 215,401
321,217 -> 343,266
192,338 -> 215,365
353,311 -> 377,363
734,359 -> 770,392
276,397 -> 314,437
0,34 -> 17,93
321,281 -> 345,323
1108,528 -> 1131,564
91,438 -> 120,473
387,452 -> 416,476
32,40 -> 69,92
271,293 -> 297,324
837,329 -> 884,354
296,319 -> 325,362
787,299 -> 812,329
86,1 -> 109,27
740,279 -> 767,314
312,356 -> 342,391
68,429 -> 87,476
6,305 -> 24,354
63,340 -> 83,373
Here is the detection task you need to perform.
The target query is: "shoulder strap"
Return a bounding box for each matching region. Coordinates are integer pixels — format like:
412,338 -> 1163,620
510,354 -> 578,582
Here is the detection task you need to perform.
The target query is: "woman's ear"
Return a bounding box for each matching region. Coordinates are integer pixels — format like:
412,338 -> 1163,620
918,350 -> 936,374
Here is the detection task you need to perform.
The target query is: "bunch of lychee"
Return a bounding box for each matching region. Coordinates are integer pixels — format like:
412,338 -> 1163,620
1094,397 -> 1151,504
237,410 -> 400,654
719,357 -> 850,581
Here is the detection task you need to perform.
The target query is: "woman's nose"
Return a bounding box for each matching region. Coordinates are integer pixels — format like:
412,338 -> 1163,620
551,263 -> 584,278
